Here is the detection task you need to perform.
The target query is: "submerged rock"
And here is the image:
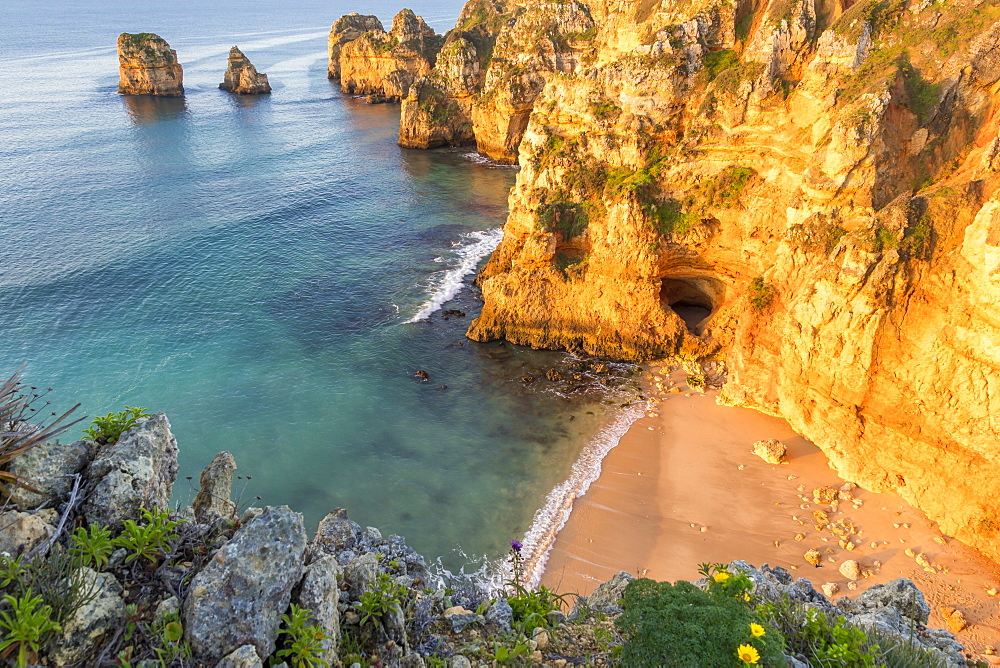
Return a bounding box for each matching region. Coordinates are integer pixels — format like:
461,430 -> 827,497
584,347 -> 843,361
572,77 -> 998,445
219,46 -> 271,95
117,33 -> 184,96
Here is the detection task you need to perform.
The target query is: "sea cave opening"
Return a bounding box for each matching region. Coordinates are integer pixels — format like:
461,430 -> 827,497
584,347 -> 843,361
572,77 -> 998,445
659,277 -> 719,335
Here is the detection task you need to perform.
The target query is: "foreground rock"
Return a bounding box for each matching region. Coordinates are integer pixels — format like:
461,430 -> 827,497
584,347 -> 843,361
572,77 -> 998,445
82,412 -> 178,529
219,46 -> 271,95
183,505 -> 307,663
117,33 -> 184,96
6,439 -> 92,508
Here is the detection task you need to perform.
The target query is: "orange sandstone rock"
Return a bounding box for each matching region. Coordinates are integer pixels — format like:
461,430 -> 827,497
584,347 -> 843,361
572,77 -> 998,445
117,33 -> 183,97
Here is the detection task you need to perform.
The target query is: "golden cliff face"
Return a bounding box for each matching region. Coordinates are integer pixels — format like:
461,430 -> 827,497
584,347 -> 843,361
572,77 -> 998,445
338,9 -> 443,101
117,33 -> 184,97
460,0 -> 1000,560
328,13 -> 385,81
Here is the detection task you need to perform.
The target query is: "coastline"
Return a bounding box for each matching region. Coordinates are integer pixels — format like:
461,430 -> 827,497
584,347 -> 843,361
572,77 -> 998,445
540,367 -> 1000,656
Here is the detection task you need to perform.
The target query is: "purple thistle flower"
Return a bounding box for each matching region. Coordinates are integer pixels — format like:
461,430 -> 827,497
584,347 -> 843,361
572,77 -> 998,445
510,540 -> 523,553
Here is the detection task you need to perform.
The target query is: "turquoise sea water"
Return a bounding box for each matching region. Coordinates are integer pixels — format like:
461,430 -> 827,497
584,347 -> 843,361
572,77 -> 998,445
1,1 -> 642,568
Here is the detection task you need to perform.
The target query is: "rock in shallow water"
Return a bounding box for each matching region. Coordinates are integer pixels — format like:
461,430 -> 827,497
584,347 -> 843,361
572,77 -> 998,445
219,46 -> 271,95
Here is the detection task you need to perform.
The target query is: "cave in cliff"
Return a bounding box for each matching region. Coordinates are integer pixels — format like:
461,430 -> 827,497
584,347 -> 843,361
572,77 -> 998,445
659,277 -> 720,335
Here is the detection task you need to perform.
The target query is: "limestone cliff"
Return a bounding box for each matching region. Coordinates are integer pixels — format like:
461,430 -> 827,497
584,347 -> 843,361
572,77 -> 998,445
398,0 -> 597,162
117,33 -> 184,97
458,0 -> 1000,562
328,13 -> 384,80
339,9 -> 444,101
219,46 -> 271,95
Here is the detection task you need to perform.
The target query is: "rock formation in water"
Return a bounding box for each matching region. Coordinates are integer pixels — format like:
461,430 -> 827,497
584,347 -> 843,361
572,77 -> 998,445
444,0 -> 1000,562
338,9 -> 444,101
219,46 -> 271,95
328,13 -> 385,80
117,32 -> 184,97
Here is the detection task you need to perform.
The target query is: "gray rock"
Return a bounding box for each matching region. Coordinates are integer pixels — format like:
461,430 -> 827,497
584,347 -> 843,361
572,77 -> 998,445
47,567 -> 125,664
154,596 -> 180,626
399,654 -> 426,668
183,506 -> 307,663
447,655 -> 472,668
573,570 -> 633,617
855,578 -> 930,625
344,552 -> 379,600
216,644 -> 263,668
82,413 -> 179,529
298,555 -> 342,666
443,605 -> 476,633
310,508 -> 361,560
0,509 -> 57,556
193,451 -> 237,524
363,526 -> 382,542
6,439 -> 92,509
485,598 -> 512,632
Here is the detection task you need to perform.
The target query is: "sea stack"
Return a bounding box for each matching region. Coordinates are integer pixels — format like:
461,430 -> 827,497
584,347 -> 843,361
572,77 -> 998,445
328,13 -> 384,81
117,33 -> 184,97
219,46 -> 271,95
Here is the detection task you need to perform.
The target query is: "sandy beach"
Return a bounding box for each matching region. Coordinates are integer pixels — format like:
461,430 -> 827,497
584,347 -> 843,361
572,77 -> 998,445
541,368 -> 1000,658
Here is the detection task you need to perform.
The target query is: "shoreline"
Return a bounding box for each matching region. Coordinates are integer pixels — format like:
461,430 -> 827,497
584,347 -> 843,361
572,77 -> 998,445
540,367 -> 1000,656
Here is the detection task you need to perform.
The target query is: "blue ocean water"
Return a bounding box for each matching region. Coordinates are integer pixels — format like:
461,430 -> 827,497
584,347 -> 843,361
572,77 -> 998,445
1,1 -> 641,568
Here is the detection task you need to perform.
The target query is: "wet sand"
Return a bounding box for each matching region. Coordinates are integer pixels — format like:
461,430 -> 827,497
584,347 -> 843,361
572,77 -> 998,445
541,369 -> 1000,658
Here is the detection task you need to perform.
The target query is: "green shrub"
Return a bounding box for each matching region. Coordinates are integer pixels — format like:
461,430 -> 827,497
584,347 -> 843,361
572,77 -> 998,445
647,199 -> 698,236
605,165 -> 658,199
900,214 -> 932,259
506,584 -> 571,634
616,568 -> 786,667
358,573 -> 406,628
275,604 -> 329,667
69,524 -> 114,570
538,200 -> 591,239
748,277 -> 776,312
0,593 -> 60,668
706,166 -> 756,208
703,49 -> 740,80
82,405 -> 148,444
113,508 -> 182,565
589,96 -> 622,121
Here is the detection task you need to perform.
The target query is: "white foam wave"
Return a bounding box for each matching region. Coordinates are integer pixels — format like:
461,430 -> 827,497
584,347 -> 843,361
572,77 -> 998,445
404,228 -> 503,323
459,152 -> 519,169
518,403 -> 647,588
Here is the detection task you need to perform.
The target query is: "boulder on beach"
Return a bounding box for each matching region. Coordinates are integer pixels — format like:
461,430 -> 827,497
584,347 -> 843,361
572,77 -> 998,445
752,438 -> 787,464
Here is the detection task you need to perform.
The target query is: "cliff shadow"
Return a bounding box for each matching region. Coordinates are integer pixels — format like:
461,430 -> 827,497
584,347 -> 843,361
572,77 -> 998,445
121,95 -> 188,125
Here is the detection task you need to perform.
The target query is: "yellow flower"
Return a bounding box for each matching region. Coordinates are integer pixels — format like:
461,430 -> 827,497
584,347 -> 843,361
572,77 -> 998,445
737,644 -> 760,664
750,623 -> 765,637
713,571 -> 731,583
742,591 -> 751,602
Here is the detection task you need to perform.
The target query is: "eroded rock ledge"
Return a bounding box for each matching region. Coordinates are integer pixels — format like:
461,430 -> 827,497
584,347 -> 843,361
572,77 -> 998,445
0,414 -> 973,665
117,32 -> 184,97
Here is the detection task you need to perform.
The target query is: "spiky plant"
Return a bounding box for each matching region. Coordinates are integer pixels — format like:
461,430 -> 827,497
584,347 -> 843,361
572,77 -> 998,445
0,365 -> 83,496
